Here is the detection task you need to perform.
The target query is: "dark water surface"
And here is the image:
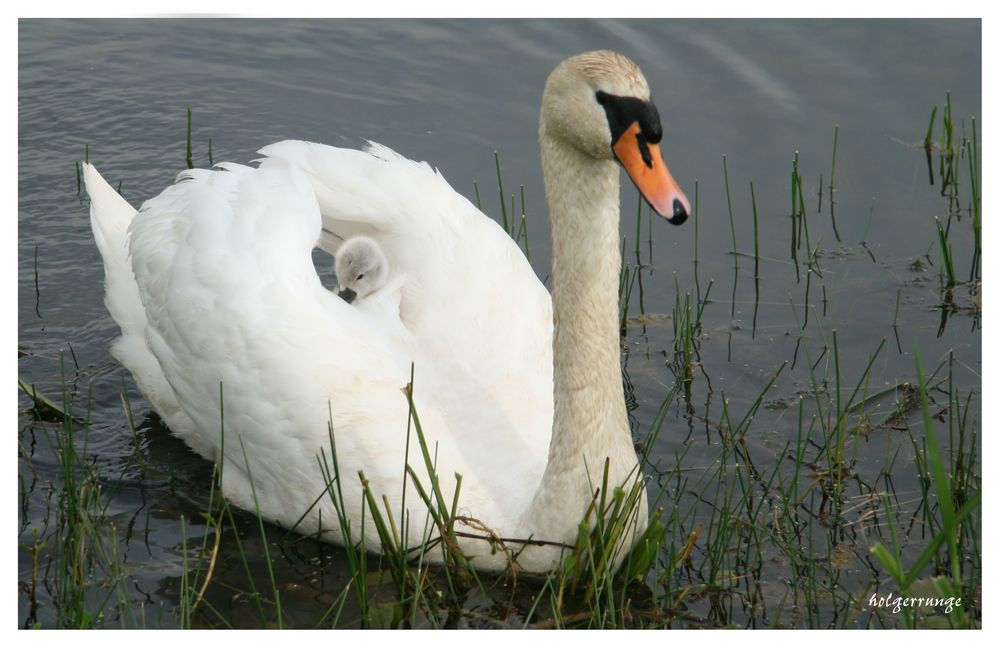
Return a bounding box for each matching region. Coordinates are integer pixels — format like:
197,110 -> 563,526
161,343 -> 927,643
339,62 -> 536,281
18,19 -> 981,628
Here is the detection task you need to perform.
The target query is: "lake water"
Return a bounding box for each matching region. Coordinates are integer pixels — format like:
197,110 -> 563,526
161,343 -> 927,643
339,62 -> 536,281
18,18 -> 981,628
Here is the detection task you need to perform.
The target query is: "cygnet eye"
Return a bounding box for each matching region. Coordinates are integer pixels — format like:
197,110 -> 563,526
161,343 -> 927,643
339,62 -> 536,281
356,273 -> 364,281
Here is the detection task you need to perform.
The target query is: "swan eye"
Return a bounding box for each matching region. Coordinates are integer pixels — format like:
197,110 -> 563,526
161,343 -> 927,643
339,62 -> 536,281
594,90 -> 663,146
356,273 -> 364,281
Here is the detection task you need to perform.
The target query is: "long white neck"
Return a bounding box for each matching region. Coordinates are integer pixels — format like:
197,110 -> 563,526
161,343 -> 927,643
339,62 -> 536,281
520,125 -> 647,541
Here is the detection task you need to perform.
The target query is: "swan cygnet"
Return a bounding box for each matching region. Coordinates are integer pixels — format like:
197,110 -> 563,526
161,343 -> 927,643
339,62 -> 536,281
333,235 -> 389,303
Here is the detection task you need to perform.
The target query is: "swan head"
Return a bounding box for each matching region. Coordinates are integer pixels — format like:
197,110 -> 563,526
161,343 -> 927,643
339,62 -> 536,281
541,50 -> 690,224
334,236 -> 389,303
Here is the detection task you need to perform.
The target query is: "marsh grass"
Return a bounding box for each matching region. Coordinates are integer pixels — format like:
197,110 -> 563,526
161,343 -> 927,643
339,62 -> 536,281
723,154 -> 739,318
18,357 -> 156,628
75,145 -> 89,195
490,152 -> 532,260
749,182 -> 761,337
918,93 -> 981,338
827,125 -> 842,242
186,108 -> 194,170
869,351 -> 981,628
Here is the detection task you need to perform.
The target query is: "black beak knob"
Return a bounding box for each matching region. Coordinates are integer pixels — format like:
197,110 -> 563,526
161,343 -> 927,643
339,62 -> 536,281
668,198 -> 688,226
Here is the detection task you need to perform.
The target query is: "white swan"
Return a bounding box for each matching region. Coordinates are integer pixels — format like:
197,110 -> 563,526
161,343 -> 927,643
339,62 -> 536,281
86,50 -> 689,573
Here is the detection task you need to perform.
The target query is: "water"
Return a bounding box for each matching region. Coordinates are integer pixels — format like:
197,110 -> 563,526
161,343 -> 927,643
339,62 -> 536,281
18,19 -> 981,628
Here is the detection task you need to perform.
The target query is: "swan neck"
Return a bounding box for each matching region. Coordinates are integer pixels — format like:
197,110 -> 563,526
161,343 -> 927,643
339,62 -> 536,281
523,130 -> 642,538
544,140 -> 624,412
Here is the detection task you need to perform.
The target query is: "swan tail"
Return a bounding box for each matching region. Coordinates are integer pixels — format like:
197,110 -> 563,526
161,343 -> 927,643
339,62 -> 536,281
84,164 -> 145,337
85,163 -> 205,456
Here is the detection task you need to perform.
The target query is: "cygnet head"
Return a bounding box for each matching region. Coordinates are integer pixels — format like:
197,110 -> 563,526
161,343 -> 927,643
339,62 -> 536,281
540,50 -> 690,224
334,236 -> 389,303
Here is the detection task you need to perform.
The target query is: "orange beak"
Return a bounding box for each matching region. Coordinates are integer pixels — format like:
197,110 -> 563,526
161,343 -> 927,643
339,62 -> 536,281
612,121 -> 690,224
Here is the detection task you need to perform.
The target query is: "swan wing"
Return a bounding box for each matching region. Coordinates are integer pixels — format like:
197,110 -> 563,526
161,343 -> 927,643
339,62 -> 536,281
127,160 -> 405,446
122,160 -> 521,546
259,141 -> 554,447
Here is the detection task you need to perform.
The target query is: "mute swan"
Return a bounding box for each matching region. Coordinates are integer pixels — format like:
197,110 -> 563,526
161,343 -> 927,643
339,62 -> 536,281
86,50 -> 689,573
334,235 -> 390,303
